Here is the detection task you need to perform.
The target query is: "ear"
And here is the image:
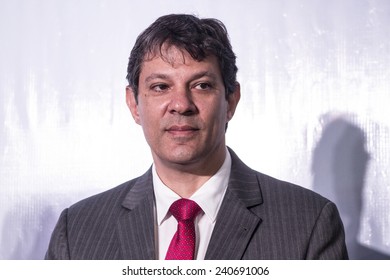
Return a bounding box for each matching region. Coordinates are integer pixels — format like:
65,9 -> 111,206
226,82 -> 241,121
126,86 -> 141,125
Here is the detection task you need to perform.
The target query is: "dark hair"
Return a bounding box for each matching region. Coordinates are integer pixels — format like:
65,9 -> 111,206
126,14 -> 238,101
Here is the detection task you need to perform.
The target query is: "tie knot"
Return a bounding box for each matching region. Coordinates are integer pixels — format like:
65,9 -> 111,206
169,198 -> 201,222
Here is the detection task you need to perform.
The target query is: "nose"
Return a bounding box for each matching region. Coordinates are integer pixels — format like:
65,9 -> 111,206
168,88 -> 198,116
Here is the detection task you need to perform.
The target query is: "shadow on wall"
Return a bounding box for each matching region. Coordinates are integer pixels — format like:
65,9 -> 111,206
312,115 -> 389,260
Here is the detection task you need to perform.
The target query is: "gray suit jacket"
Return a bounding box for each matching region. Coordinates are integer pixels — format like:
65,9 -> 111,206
45,149 -> 348,259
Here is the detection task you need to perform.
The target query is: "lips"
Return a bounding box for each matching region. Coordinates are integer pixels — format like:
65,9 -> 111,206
167,125 -> 198,131
166,125 -> 199,136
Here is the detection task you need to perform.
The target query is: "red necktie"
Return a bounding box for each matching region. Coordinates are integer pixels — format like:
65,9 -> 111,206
165,198 -> 201,260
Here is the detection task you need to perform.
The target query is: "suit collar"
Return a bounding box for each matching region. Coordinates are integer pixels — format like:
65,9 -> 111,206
205,148 -> 263,259
122,167 -> 154,210
120,148 -> 263,209
227,147 -> 263,207
118,168 -> 156,259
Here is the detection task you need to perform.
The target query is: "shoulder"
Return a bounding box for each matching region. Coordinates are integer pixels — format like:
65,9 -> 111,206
66,169 -> 152,221
229,147 -> 330,207
256,171 -> 330,207
69,180 -> 133,213
228,148 -> 335,223
248,171 -> 346,259
251,169 -> 342,238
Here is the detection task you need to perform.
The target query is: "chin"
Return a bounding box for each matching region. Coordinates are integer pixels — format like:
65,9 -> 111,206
163,147 -> 201,164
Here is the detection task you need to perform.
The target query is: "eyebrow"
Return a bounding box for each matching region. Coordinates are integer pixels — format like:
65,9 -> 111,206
144,73 -> 169,83
144,71 -> 218,84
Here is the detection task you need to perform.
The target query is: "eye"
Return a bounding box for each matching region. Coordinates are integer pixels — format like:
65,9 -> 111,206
151,83 -> 169,92
194,82 -> 212,90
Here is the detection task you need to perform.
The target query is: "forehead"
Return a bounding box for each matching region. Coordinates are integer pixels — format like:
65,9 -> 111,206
140,46 -> 222,78
145,45 -> 188,65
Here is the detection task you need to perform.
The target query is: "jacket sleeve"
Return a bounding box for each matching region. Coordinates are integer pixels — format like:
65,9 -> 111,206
306,201 -> 349,259
45,208 -> 70,260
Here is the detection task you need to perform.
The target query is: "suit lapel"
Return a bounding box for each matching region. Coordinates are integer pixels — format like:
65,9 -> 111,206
205,149 -> 263,259
117,168 -> 156,259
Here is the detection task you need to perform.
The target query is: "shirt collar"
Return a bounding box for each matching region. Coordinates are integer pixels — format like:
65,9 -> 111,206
153,149 -> 232,225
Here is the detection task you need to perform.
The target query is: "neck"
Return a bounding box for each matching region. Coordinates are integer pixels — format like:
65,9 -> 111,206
153,148 -> 226,198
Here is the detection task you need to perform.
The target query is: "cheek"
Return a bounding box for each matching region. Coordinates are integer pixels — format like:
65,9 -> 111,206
139,110 -> 157,129
137,99 -> 165,123
137,101 -> 167,139
136,104 -> 153,130
203,100 -> 229,129
213,99 -> 230,120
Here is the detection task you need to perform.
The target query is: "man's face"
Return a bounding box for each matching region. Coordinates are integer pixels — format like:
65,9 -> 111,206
126,46 -> 240,172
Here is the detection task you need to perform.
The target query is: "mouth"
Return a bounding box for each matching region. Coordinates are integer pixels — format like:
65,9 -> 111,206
166,125 -> 200,136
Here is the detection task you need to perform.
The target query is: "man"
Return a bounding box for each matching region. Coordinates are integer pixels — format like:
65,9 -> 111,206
45,14 -> 348,260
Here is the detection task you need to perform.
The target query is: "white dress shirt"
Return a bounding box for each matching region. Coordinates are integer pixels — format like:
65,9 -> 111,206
153,149 -> 232,260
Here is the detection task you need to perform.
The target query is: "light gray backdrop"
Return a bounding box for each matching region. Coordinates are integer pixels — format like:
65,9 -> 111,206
0,0 -> 389,259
